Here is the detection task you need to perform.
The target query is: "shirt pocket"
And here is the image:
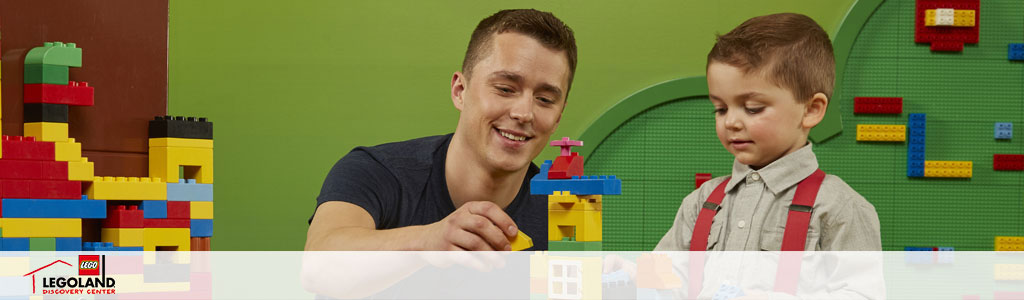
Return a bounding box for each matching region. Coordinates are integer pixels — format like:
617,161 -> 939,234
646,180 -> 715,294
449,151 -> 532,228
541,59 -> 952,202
759,225 -> 821,251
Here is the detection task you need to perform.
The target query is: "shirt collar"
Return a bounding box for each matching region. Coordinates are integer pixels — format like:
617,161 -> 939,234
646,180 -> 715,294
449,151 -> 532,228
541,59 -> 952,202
725,143 -> 819,194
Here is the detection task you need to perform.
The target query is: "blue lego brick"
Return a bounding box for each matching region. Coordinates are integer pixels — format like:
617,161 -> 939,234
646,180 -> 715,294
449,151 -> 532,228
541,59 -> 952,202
1,238 -> 30,251
909,113 -> 926,122
905,246 -> 934,251
907,164 -> 924,177
0,196 -> 106,218
713,284 -> 745,300
908,152 -> 925,161
995,122 -> 1013,139
55,237 -> 82,251
141,200 -> 168,219
117,246 -> 143,251
531,161 -> 621,195
83,242 -> 117,252
908,136 -> 926,145
909,144 -> 925,154
909,128 -> 925,138
191,219 -> 213,237
167,179 -> 213,201
1009,43 -> 1024,61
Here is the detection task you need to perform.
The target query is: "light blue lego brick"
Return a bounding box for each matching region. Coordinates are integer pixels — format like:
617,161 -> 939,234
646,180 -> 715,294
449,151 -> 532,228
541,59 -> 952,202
0,196 -> 106,218
713,284 -> 745,300
1,238 -> 30,251
191,219 -> 213,237
141,200 -> 168,219
167,179 -> 213,201
530,160 -> 621,195
995,122 -> 1013,139
56,237 -> 82,251
938,247 -> 954,251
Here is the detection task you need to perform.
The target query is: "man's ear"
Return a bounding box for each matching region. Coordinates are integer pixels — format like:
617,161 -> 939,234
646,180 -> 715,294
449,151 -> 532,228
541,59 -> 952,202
451,72 -> 467,111
801,92 -> 829,129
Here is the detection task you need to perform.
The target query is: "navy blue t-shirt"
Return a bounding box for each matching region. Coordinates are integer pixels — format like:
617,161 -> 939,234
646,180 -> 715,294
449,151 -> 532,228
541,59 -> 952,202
311,134 -> 547,250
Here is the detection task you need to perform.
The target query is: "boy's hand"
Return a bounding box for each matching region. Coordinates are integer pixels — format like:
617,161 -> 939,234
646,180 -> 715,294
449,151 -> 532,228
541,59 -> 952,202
420,201 -> 518,251
602,254 -> 638,280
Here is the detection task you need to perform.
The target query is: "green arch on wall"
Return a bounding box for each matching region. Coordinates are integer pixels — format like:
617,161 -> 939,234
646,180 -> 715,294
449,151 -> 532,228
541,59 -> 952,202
576,0 -> 884,159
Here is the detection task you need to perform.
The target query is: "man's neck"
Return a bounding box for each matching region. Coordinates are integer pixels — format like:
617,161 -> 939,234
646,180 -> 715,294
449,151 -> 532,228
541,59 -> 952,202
445,135 -> 528,210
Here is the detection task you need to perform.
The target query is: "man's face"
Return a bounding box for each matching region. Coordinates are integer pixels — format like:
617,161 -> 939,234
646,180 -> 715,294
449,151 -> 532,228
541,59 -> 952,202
451,32 -> 570,173
707,62 -> 810,169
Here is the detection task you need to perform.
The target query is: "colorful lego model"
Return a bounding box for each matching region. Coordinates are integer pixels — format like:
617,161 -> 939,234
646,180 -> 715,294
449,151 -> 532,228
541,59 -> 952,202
529,252 -> 602,299
695,173 -> 712,189
0,42 -> 215,252
995,122 -> 1013,140
1010,44 -> 1024,61
995,236 -> 1024,251
856,124 -> 906,142
907,114 -> 926,177
915,0 -> 979,52
923,160 -> 972,178
993,154 -> 1024,171
853,97 -> 903,114
532,137 -> 621,251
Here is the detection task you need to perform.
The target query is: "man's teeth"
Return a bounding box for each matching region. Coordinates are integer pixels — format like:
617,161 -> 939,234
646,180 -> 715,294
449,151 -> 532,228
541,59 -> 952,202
500,131 -> 527,141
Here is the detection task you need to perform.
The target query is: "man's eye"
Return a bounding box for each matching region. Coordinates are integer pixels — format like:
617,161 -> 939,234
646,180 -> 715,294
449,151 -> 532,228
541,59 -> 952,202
497,87 -> 514,94
537,97 -> 554,104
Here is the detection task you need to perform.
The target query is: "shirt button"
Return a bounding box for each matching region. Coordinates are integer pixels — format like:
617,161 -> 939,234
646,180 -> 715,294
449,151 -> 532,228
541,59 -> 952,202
738,220 -> 746,228
750,173 -> 761,181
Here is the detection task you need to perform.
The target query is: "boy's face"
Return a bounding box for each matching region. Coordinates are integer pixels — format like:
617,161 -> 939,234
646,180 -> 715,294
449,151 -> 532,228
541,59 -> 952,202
707,62 -> 824,169
450,32 -> 569,173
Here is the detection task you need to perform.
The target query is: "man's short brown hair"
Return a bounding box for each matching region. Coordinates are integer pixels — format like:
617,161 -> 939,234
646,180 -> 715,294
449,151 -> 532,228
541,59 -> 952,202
707,13 -> 835,102
462,9 -> 577,93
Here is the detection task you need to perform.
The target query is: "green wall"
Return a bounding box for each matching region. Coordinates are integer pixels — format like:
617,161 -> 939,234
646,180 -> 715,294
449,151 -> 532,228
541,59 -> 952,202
168,0 -> 856,250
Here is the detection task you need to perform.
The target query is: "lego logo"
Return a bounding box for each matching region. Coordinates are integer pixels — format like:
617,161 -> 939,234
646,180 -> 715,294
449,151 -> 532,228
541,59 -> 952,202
80,261 -> 98,270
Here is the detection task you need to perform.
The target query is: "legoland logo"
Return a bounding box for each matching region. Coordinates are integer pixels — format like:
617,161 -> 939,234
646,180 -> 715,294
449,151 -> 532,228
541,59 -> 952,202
24,255 -> 117,295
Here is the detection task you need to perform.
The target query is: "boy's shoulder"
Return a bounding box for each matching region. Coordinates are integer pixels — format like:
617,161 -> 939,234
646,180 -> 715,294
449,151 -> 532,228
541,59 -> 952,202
815,173 -> 875,211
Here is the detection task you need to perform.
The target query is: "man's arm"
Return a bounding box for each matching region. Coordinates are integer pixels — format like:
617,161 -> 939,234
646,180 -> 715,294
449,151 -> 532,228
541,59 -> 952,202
306,200 -> 519,251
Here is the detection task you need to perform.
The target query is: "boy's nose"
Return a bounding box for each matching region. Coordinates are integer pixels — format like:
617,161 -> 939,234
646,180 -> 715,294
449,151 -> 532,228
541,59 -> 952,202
724,112 -> 743,130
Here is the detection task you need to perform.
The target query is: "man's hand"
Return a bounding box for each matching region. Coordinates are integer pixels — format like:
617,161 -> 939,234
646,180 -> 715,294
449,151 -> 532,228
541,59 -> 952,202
420,201 -> 519,251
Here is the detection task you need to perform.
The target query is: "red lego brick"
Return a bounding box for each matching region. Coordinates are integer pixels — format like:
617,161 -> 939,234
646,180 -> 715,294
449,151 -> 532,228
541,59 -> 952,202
0,160 -> 68,180
143,218 -> 190,228
103,205 -> 144,228
2,135 -> 56,161
993,154 -> 1024,171
695,173 -> 712,189
548,152 -> 584,179
853,97 -> 903,114
23,81 -> 95,106
915,0 -> 979,51
0,179 -> 81,199
166,201 -> 190,219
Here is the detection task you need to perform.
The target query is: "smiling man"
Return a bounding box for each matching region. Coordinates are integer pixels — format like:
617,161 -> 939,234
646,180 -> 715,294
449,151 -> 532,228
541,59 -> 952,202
305,9 -> 577,251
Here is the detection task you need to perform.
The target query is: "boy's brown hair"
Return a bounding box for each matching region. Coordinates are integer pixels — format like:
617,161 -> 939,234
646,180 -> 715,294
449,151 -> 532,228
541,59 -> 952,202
707,13 -> 835,102
462,9 -> 578,93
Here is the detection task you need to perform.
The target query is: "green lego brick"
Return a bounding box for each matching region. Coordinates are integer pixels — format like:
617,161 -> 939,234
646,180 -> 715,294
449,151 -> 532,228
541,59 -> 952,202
24,64 -> 69,85
29,238 -> 56,251
25,42 -> 82,67
549,240 -> 602,251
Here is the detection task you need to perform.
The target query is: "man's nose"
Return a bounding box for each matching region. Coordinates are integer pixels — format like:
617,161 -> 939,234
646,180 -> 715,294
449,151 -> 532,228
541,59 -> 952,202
509,95 -> 534,123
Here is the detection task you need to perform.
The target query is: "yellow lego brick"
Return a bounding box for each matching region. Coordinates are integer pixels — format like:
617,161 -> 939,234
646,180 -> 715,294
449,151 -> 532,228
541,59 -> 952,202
549,209 -> 602,242
190,201 -> 214,219
924,9 -> 936,26
1,218 -> 81,237
923,160 -> 973,178
856,124 -> 906,142
24,122 -> 68,142
68,157 -> 94,181
995,236 -> 1024,251
509,231 -> 533,251
529,252 -> 548,278
149,146 -> 214,184
548,191 -> 602,211
101,228 -> 144,247
149,137 -> 214,148
54,138 -> 82,162
953,9 -> 975,27
995,264 -> 1024,281
143,228 -> 191,251
0,257 -> 30,276
86,176 -> 167,200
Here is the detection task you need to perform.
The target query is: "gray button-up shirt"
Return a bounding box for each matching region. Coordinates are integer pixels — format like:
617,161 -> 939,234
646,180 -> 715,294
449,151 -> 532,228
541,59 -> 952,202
656,144 -> 882,251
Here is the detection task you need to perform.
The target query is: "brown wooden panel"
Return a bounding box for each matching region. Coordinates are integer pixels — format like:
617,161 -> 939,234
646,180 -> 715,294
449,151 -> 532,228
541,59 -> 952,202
0,0 -> 168,158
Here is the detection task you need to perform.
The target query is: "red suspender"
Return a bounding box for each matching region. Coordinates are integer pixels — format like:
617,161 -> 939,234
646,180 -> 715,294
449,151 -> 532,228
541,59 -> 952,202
780,169 -> 826,251
689,176 -> 731,251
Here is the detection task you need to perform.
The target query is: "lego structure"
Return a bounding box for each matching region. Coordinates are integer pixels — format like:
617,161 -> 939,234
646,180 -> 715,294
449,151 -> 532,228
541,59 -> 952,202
914,0 -> 979,51
0,42 -> 214,251
532,137 -> 620,251
529,252 -> 602,299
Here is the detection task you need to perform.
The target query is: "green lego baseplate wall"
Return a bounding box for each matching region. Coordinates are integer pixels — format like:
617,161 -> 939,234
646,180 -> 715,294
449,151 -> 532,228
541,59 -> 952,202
588,0 -> 1024,251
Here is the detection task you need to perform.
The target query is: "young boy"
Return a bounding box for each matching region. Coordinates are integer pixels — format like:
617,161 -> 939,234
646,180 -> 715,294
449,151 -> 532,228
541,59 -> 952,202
655,13 -> 881,251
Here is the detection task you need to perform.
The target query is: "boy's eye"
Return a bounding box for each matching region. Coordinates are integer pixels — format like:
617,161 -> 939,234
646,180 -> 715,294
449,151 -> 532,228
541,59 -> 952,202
745,107 -> 765,114
713,107 -> 726,115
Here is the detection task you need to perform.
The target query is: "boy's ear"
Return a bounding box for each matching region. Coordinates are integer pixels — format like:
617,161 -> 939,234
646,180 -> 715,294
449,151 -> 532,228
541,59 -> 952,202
801,92 -> 829,129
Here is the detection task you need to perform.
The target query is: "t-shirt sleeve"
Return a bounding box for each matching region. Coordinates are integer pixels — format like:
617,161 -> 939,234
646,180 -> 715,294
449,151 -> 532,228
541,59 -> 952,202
310,149 -> 401,228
